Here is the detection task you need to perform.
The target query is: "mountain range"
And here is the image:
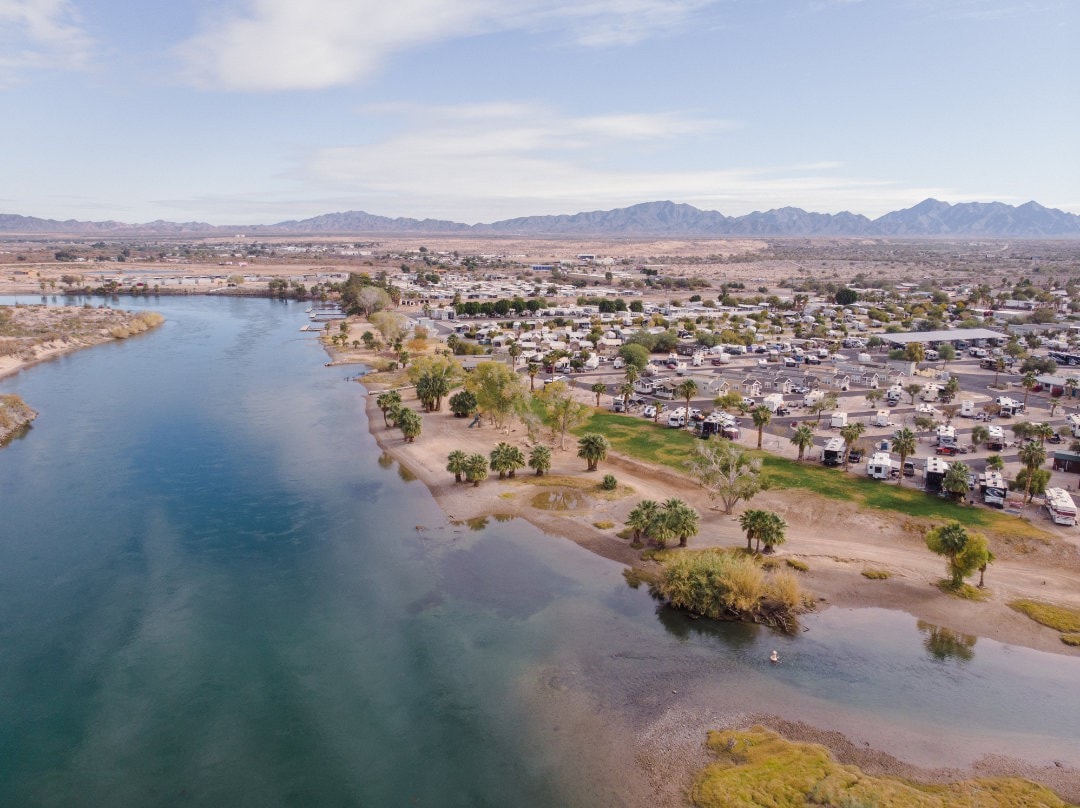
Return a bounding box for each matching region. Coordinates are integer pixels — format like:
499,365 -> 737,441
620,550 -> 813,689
2,199 -> 1079,238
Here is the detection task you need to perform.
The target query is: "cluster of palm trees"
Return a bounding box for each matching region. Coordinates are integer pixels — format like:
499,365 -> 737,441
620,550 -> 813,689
737,509 -> 787,553
446,444 -> 553,487
624,498 -> 700,548
375,389 -> 422,442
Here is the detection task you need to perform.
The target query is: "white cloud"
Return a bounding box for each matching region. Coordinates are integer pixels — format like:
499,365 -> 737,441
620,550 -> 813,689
0,0 -> 94,86
176,0 -> 719,91
295,103 -> 946,220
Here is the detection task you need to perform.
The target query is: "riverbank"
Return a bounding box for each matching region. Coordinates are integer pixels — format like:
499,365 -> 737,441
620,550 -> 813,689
330,337 -> 1080,805
0,303 -> 164,382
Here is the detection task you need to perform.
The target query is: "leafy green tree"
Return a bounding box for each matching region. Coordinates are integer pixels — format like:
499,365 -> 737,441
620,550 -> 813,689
970,424 -> 989,452
591,382 -> 607,407
686,441 -> 764,514
904,342 -> 926,364
466,361 -> 526,431
464,453 -> 488,486
1015,467 -> 1050,504
396,408 -> 422,442
904,383 -> 923,405
992,357 -> 1007,388
618,343 -> 650,372
1018,440 -> 1047,503
834,287 -> 858,306
864,388 -> 884,409
937,343 -> 956,367
577,432 -> 610,471
409,355 -> 460,412
538,381 -> 590,450
892,428 -> 917,487
527,362 -> 540,391
376,390 -> 402,428
790,423 -> 815,461
751,405 -> 772,449
446,450 -> 469,483
738,508 -> 786,553
758,511 -> 788,554
528,445 -> 552,477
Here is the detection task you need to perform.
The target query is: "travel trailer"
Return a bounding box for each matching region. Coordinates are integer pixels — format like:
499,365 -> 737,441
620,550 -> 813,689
959,400 -> 976,418
666,407 -> 688,428
885,385 -> 904,405
935,425 -> 957,448
920,383 -> 942,402
830,411 -> 848,429
980,471 -> 1007,508
762,393 -> 786,413
866,452 -> 895,480
803,390 -> 825,408
924,456 -> 950,493
822,437 -> 846,467
870,410 -> 891,428
1044,487 -> 1077,526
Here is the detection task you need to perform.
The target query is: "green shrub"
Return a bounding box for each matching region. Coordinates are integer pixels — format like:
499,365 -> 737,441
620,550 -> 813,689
861,569 -> 890,580
785,558 -> 809,572
1009,600 -> 1080,633
601,473 -> 618,491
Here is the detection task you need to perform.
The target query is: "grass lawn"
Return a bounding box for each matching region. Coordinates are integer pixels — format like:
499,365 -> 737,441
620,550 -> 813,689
578,412 -> 1052,542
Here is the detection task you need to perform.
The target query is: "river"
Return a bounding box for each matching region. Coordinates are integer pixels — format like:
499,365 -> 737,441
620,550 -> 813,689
1,295 -> 1078,806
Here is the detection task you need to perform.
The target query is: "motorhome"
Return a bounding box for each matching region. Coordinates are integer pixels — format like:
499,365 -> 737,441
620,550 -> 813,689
924,456 -> 950,493
980,471 -> 1007,508
830,411 -> 849,429
822,438 -> 846,467
870,410 -> 891,428
691,351 -> 705,367
986,425 -> 1005,451
1044,487 -> 1077,526
666,407 -> 688,428
866,452 -> 894,480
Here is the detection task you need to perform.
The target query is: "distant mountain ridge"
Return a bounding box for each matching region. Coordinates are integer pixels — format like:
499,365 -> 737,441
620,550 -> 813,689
3,199 -> 1079,238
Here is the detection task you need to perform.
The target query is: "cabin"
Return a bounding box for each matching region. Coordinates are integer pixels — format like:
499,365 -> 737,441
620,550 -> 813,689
1052,451 -> 1080,474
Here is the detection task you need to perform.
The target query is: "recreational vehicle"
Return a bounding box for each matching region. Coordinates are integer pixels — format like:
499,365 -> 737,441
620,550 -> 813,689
822,438 -> 846,467
870,410 -> 891,428
980,471 -> 1007,508
866,452 -> 895,480
935,425 -> 957,448
959,400 -> 976,418
830,411 -> 848,429
803,390 -> 825,408
920,383 -> 942,402
762,393 -> 786,414
885,385 -> 904,405
1044,487 -> 1078,526
666,408 -> 688,428
986,425 -> 1005,451
924,456 -> 950,493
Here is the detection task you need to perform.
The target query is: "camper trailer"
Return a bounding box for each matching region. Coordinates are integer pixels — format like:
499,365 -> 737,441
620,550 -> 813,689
762,393 -> 786,414
924,456 -> 950,493
871,410 -> 891,428
666,407 -> 688,428
935,425 -> 957,448
1044,487 -> 1078,526
710,352 -> 731,365
980,471 -> 1007,508
986,425 -> 1005,451
691,351 -> 705,367
885,385 -> 904,405
803,390 -> 825,408
830,411 -> 848,429
866,452 -> 895,480
959,400 -> 976,418
822,437 -> 846,467
920,383 -> 942,402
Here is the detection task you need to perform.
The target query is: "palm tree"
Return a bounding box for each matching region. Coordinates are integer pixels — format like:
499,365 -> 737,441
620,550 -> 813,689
528,445 -> 552,477
489,442 -> 520,479
751,405 -> 772,449
839,421 -> 866,467
527,362 -> 540,391
1032,422 -> 1056,445
662,498 -> 699,548
675,379 -> 699,417
790,423 -> 815,461
1018,440 -> 1047,503
591,382 -> 607,407
892,427 -> 917,486
397,408 -> 422,442
985,454 -> 1005,471
464,453 -> 488,486
446,449 -> 468,483
618,382 -> 634,410
577,432 -> 610,471
1066,376 -> 1079,402
758,511 -> 788,554
1021,371 -> 1038,410
738,508 -> 771,552
376,390 -> 402,427
992,357 -> 1006,388
626,499 -> 660,541
970,424 -> 989,453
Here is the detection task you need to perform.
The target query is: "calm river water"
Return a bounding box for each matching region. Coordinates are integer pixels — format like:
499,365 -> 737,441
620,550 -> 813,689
1,295 -> 1078,807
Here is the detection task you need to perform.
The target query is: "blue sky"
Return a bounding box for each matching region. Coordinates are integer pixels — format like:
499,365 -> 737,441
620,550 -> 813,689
2,0 -> 1077,225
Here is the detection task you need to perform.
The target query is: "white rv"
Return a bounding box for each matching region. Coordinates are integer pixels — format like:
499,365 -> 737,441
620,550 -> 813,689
920,383 -> 942,402
935,425 -> 957,448
980,471 -> 1007,508
986,425 -> 1005,451
959,400 -> 976,417
822,437 -> 846,466
885,385 -> 904,405
666,407 -> 688,428
1044,487 -> 1077,526
871,410 -> 891,427
762,393 -> 785,413
803,389 -> 825,408
830,411 -> 848,429
866,452 -> 894,479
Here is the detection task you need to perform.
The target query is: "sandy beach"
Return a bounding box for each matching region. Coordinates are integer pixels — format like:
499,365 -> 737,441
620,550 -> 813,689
330,335 -> 1080,805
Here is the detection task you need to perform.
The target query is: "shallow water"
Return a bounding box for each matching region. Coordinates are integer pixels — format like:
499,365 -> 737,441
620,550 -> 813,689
1,294 -> 1078,806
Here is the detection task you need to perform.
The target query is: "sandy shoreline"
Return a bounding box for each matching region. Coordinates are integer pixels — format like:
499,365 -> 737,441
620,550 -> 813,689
336,344 -> 1080,804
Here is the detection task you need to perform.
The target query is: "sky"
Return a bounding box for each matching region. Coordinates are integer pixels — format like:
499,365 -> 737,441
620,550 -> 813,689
1,0 -> 1078,225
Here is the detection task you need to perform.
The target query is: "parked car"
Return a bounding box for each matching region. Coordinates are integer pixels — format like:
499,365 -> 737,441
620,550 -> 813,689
935,445 -> 959,456
642,405 -> 657,419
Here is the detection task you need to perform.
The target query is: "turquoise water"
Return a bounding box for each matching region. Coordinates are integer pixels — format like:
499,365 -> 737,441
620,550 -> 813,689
1,295 -> 1078,806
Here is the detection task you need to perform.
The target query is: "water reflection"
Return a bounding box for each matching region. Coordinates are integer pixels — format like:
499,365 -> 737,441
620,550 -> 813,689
918,620 -> 977,663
